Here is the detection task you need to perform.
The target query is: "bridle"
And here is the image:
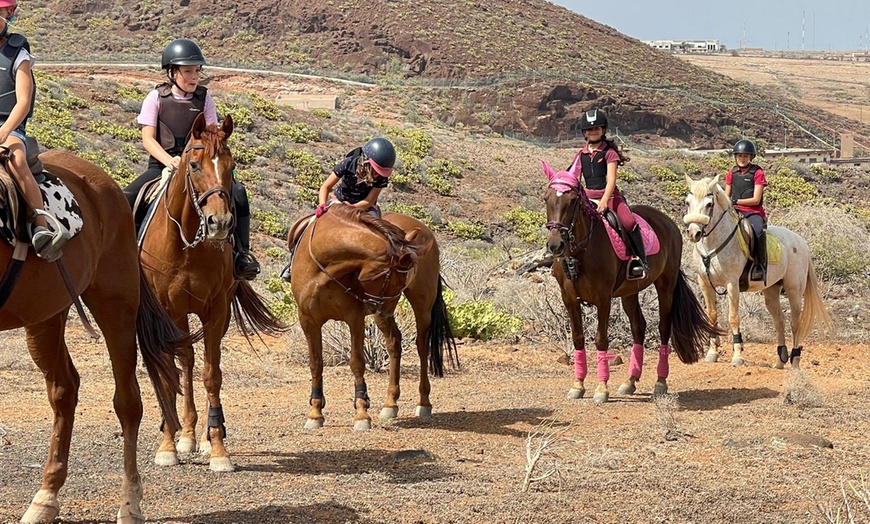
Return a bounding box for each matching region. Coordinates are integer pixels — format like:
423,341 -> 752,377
165,142 -> 234,250
306,217 -> 410,312
545,185 -> 597,257
685,191 -> 743,296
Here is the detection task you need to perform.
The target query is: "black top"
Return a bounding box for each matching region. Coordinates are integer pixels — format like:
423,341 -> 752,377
333,147 -> 389,204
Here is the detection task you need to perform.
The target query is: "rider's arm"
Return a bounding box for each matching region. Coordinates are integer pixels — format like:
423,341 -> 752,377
597,162 -> 617,212
318,173 -> 340,206
141,126 -> 178,169
354,188 -> 383,209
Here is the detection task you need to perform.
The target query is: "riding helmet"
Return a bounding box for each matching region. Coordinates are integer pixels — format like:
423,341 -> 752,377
362,137 -> 397,177
732,139 -> 757,156
580,109 -> 608,131
161,39 -> 207,70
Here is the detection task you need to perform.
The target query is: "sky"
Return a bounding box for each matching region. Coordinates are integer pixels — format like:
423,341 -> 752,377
551,0 -> 870,51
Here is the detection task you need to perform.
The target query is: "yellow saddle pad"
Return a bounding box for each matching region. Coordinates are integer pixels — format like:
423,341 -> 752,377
737,230 -> 782,265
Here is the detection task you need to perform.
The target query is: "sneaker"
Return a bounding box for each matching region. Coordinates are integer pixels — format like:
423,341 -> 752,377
31,225 -> 66,262
234,251 -> 260,281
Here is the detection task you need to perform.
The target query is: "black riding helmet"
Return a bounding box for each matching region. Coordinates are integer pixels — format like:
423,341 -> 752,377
580,109 -> 608,131
733,139 -> 757,156
161,38 -> 206,70
361,137 -> 396,177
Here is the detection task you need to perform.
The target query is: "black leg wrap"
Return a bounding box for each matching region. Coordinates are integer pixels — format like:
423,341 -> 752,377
732,333 -> 743,344
790,346 -> 802,363
309,386 -> 326,408
354,383 -> 370,409
207,405 -> 227,441
777,345 -> 789,363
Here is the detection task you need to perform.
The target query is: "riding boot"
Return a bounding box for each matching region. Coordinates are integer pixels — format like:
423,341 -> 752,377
233,214 -> 261,281
750,232 -> 767,282
627,226 -> 648,279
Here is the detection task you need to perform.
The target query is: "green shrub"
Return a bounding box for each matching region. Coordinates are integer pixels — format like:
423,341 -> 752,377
650,165 -> 678,181
382,202 -> 435,227
250,93 -> 281,120
311,109 -> 332,118
216,103 -> 254,129
424,173 -> 453,195
809,164 -> 841,182
276,123 -> 320,143
663,180 -> 689,201
265,246 -> 284,259
253,210 -> 287,238
86,120 -> 139,141
444,291 -> 522,341
263,276 -> 297,324
446,221 -> 485,239
116,85 -> 147,101
706,152 -> 734,172
767,171 -> 818,208
234,168 -> 262,185
504,207 -> 546,244
619,167 -> 639,183
285,150 -> 324,189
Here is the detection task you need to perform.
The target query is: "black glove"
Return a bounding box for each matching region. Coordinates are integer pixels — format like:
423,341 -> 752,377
730,196 -> 739,206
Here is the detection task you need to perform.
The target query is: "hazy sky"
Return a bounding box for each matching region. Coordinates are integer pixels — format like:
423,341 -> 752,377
551,0 -> 870,51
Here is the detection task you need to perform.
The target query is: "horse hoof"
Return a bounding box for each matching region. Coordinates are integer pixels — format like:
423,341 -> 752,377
730,358 -> 745,367
653,381 -> 668,397
176,437 -> 197,454
353,419 -> 371,431
117,509 -> 145,524
304,418 -> 324,430
153,451 -> 179,466
380,406 -> 399,420
209,456 -> 235,472
565,388 -> 585,400
617,382 -> 636,395
415,406 -> 433,417
22,490 -> 60,524
774,360 -> 785,370
593,391 -> 609,404
791,357 -> 801,369
199,440 -> 212,456
705,351 -> 719,363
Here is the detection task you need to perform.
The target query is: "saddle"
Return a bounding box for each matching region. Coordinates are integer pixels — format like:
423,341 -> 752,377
735,223 -> 782,291
0,137 -> 83,249
600,209 -> 660,261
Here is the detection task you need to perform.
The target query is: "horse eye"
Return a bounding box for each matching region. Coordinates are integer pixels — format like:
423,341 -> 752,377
705,202 -> 713,209
190,161 -> 201,171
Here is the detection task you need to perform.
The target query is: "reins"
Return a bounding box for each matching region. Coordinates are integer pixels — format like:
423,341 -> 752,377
690,194 -> 744,297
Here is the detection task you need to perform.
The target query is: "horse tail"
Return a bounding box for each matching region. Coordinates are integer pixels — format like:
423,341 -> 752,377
428,276 -> 459,377
795,259 -> 832,345
231,280 -> 290,343
136,270 -> 183,435
670,270 -> 722,364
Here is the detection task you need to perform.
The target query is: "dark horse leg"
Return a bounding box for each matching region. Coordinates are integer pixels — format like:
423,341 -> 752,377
21,311 -> 79,524
592,300 -> 613,404
301,315 -> 327,429
616,294 -> 647,396
154,315 -> 192,467
347,315 -> 372,431
374,313 -> 405,420
560,290 -> 588,401
651,275 -> 677,397
175,316 -> 199,455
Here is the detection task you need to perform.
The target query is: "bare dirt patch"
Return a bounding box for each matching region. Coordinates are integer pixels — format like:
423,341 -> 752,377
1,324 -> 867,524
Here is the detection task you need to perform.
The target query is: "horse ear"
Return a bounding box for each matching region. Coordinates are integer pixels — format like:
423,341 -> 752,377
397,252 -> 417,271
403,227 -> 421,244
222,114 -> 234,140
684,174 -> 694,190
542,161 -> 556,181
191,113 -> 207,139
709,174 -> 721,190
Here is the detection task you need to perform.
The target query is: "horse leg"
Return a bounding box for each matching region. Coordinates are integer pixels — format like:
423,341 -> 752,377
405,288 -> 436,415
762,284 -> 789,369
21,311 -> 78,524
652,278 -> 675,397
617,295 -> 646,396
593,301 -> 612,404
697,273 -> 721,362
374,313 -> 403,421
176,334 -> 199,454
348,315 -> 372,431
300,315 -> 326,429
199,315 -> 233,472
785,287 -> 805,369
559,291 -> 587,400
726,283 -> 745,366
154,317 -> 184,466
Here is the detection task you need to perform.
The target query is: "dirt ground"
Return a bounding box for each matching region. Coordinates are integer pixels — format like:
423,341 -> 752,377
1,320 -> 867,524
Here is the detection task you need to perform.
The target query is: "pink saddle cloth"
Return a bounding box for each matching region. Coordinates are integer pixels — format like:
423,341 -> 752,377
602,214 -> 660,261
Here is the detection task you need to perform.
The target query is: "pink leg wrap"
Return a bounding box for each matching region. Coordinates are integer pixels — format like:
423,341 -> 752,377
597,351 -> 612,383
573,349 -> 588,380
629,343 -> 644,379
657,345 -> 671,378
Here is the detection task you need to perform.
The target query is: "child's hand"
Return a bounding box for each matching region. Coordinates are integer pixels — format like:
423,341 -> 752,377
315,204 -> 328,218
169,156 -> 181,169
596,201 -> 607,214
0,131 -> 9,146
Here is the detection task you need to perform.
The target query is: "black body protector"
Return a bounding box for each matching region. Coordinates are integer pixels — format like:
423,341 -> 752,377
730,164 -> 763,205
578,145 -> 611,190
0,34 -> 36,121
155,83 -> 207,156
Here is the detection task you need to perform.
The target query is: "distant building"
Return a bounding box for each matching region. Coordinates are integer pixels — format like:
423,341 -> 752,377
643,40 -> 723,53
764,148 -> 835,164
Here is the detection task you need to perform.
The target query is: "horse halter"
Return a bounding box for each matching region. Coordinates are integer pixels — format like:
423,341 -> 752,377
545,186 -> 595,256
307,218 -> 410,312
166,142 -> 234,250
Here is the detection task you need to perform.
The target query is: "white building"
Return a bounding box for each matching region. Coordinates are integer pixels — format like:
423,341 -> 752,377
643,40 -> 723,53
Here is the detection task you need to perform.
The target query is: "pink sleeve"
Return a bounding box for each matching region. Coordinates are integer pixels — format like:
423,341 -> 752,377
137,90 -> 160,127
754,168 -> 768,186
725,170 -> 734,185
204,93 -> 218,125
604,148 -> 620,164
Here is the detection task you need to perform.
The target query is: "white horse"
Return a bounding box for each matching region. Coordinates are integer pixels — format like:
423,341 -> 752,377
683,175 -> 830,368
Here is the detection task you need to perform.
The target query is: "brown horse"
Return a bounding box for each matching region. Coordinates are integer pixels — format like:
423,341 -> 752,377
543,162 -> 720,403
0,150 -> 183,524
288,206 -> 458,430
139,114 -> 286,472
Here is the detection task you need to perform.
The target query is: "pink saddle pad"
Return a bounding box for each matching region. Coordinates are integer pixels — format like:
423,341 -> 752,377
602,214 -> 660,261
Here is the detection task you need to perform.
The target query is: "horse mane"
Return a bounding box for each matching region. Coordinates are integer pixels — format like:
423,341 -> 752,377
327,204 -> 411,259
195,124 -> 227,158
575,186 -> 603,223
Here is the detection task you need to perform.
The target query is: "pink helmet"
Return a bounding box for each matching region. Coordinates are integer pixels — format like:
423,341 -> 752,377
0,0 -> 16,7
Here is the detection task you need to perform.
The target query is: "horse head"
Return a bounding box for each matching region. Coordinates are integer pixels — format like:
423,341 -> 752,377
542,160 -> 597,257
174,113 -> 235,243
683,174 -> 730,243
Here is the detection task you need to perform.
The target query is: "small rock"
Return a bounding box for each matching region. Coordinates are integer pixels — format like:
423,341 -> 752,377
611,355 -> 624,366
774,432 -> 833,449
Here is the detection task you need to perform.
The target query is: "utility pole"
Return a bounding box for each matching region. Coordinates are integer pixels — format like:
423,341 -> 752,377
802,11 -> 805,52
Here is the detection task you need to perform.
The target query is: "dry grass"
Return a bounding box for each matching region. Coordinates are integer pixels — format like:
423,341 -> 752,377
817,476 -> 870,524
781,369 -> 825,408
522,414 -> 571,493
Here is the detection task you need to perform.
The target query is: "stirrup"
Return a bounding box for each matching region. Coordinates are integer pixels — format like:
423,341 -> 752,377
279,263 -> 291,283
750,264 -> 765,281
29,211 -> 69,262
626,259 -> 648,280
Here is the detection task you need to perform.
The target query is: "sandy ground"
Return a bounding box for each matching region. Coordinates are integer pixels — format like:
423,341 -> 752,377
1,322 -> 867,524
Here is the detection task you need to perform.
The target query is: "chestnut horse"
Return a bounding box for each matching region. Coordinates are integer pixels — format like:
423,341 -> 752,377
684,175 -> 831,367
543,162 -> 720,403
139,114 -> 286,472
288,206 -> 458,430
1,150 -> 183,524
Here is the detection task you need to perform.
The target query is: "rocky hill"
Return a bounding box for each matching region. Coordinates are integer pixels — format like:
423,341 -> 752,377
20,0 -> 868,150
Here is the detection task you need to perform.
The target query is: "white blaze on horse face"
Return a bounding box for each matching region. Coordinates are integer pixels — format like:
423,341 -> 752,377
683,177 -> 713,240
212,157 -> 221,185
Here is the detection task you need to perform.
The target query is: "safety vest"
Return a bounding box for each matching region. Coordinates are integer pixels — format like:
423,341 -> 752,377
0,34 -> 35,121
579,144 -> 612,190
730,164 -> 762,203
155,83 -> 207,155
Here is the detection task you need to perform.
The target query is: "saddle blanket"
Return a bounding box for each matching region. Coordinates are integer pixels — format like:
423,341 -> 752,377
0,171 -> 83,246
737,230 -> 783,264
602,214 -> 660,261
